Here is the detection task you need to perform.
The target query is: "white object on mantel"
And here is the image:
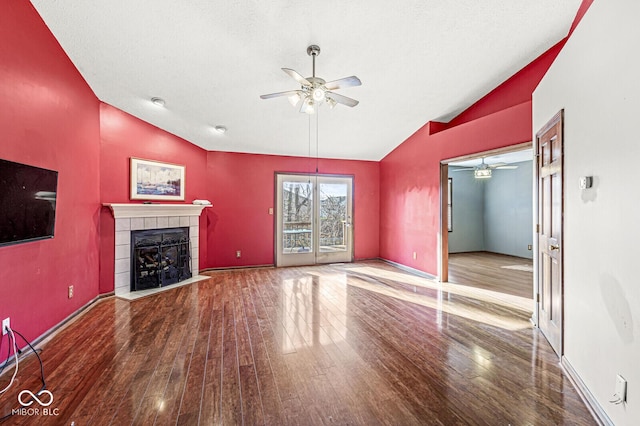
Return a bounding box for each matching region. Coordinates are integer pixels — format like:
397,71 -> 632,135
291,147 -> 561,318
192,199 -> 212,205
104,203 -> 209,219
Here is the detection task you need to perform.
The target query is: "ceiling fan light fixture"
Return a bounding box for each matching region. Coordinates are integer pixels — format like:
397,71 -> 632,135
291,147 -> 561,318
302,97 -> 315,114
260,45 -> 361,112
474,169 -> 492,179
312,87 -> 325,102
288,92 -> 302,107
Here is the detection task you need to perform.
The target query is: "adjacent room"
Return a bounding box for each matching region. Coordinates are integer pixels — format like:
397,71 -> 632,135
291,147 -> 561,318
447,147 -> 534,299
1,0 -> 637,425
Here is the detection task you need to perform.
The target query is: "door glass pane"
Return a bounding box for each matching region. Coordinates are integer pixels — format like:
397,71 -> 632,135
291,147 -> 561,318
319,183 -> 347,253
282,181 -> 313,254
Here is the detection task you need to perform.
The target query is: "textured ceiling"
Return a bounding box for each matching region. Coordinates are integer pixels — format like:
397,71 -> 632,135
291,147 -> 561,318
30,0 -> 581,161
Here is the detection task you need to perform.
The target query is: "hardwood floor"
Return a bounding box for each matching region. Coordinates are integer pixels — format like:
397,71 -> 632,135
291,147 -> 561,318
448,251 -> 534,299
0,260 -> 595,425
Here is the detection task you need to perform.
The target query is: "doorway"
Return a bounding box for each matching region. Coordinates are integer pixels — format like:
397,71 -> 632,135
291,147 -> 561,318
440,143 -> 534,298
275,173 -> 353,267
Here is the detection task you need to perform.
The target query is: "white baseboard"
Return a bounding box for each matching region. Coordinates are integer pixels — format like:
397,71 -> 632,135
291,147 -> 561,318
379,258 -> 437,280
561,356 -> 613,426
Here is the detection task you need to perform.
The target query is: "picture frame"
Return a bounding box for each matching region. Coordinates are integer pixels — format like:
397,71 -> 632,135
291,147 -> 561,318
130,158 -> 185,201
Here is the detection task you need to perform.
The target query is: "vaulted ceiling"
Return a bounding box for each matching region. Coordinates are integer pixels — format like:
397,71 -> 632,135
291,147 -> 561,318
31,0 -> 582,161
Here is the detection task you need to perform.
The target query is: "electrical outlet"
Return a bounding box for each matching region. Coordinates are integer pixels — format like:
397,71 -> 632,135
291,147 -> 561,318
236,250 -> 241,258
2,318 -> 10,335
528,244 -> 532,250
614,374 -> 627,403
68,285 -> 74,299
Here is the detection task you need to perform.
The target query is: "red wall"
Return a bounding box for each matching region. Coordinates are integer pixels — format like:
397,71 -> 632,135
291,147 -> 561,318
206,151 -> 380,267
380,103 -> 531,274
380,52 -> 559,274
99,104 -> 210,292
97,106 -> 379,289
0,2 -> 101,345
378,0 -> 592,276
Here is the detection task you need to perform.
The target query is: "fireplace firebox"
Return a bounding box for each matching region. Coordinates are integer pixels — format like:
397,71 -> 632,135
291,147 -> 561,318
131,227 -> 191,291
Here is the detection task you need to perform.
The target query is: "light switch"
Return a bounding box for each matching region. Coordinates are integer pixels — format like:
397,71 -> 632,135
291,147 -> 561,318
268,207 -> 273,215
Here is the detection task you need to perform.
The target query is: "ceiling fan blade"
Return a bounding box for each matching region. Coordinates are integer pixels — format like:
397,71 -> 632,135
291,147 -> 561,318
282,68 -> 311,86
260,90 -> 302,100
450,168 -> 474,171
326,92 -> 359,107
495,165 -> 518,169
324,76 -> 362,91
488,162 -> 507,168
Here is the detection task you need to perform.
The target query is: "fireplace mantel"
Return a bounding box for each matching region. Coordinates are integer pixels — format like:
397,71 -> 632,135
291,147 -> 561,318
104,202 -> 210,298
104,203 -> 209,219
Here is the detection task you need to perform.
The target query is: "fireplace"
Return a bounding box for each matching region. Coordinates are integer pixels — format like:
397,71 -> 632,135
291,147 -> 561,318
104,203 -> 208,296
131,227 -> 191,291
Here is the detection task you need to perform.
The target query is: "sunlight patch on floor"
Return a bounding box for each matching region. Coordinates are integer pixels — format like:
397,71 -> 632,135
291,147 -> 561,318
344,277 -> 530,331
501,264 -> 534,272
345,265 -> 533,314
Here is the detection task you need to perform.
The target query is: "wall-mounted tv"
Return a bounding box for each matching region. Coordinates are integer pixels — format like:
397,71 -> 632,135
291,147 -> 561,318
0,158 -> 58,247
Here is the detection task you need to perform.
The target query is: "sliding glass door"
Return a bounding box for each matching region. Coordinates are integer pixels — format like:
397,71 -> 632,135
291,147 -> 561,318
276,174 -> 353,267
277,175 -> 315,266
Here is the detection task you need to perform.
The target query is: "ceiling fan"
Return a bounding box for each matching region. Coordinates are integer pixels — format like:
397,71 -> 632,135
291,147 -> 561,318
260,45 -> 361,114
452,158 -> 518,179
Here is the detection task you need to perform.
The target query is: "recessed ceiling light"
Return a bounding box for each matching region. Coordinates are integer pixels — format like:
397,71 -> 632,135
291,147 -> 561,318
151,97 -> 165,107
214,125 -> 227,134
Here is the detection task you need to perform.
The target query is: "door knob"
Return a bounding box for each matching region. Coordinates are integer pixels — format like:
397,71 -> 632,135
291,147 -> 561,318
549,244 -> 560,251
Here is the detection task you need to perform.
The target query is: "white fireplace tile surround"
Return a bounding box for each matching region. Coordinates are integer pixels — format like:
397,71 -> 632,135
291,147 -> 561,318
104,204 -> 209,299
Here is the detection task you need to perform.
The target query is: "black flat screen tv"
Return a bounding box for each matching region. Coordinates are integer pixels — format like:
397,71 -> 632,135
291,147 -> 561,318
0,158 -> 58,247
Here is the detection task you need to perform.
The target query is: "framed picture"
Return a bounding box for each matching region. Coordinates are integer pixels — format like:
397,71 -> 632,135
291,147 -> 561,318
130,158 -> 185,201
